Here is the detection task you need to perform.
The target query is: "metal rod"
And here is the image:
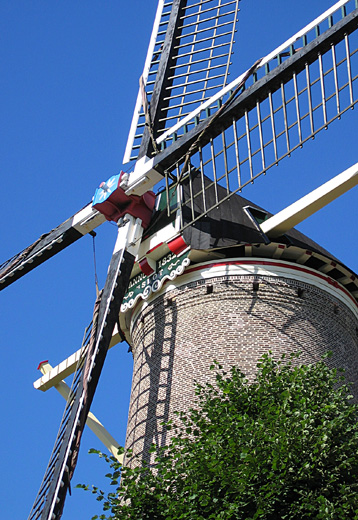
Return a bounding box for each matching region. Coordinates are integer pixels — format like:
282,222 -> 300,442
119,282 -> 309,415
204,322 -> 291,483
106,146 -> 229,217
292,72 -> 302,145
165,169 -> 171,217
232,119 -> 242,189
221,130 -> 230,194
245,109 -> 254,182
281,82 -> 291,154
201,0 -> 226,103
184,0 -> 231,8
188,163 -> 195,222
164,73 -> 226,94
318,52 -> 328,127
224,0 -> 239,87
177,1 -> 203,120
159,90 -> 219,116
268,91 -> 278,163
170,51 -> 229,70
256,100 -> 266,171
305,63 -> 315,135
166,61 -> 227,80
199,147 -> 207,214
171,41 -> 232,61
174,30 -> 233,50
180,0 -> 237,21
174,20 -> 235,39
345,33 -> 354,105
210,138 -> 219,205
177,10 -> 237,31
176,165 -> 184,229
331,43 -> 341,116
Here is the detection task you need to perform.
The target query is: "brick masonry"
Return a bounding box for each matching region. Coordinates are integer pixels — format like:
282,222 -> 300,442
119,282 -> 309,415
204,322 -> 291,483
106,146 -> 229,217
124,265 -> 358,465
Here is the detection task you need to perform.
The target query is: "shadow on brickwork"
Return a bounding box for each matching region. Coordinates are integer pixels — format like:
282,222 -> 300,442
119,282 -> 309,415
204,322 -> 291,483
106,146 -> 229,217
126,296 -> 178,466
223,277 -> 358,398
223,277 -> 323,359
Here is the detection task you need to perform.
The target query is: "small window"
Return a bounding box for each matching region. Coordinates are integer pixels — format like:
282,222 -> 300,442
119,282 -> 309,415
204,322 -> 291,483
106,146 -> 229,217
244,206 -> 268,226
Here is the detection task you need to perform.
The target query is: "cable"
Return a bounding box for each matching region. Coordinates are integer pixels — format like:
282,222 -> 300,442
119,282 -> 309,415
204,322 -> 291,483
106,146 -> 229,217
90,231 -> 100,298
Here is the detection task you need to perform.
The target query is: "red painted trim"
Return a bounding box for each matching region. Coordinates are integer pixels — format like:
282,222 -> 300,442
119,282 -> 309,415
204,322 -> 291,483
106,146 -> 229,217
184,260 -> 358,309
139,258 -> 154,276
37,360 -> 49,371
146,242 -> 163,255
167,236 -> 187,255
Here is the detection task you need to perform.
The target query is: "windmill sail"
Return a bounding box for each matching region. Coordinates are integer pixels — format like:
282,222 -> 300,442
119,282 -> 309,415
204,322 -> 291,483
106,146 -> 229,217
123,0 -> 240,163
28,220 -> 138,520
0,203 -> 105,291
8,2 -> 356,293
0,0 -> 239,292
151,0 -> 358,230
28,317 -> 95,520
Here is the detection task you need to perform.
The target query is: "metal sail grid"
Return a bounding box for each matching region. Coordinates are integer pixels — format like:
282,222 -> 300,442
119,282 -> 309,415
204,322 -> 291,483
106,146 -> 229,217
27,225 -> 136,519
28,323 -> 93,520
163,0 -> 358,229
124,0 -> 239,163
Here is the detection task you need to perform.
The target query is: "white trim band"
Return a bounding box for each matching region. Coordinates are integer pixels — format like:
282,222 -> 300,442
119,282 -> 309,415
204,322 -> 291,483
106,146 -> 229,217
130,258 -> 358,332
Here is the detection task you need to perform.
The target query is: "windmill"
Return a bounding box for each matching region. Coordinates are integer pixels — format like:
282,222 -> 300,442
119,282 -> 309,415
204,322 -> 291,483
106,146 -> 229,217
0,1 -> 358,520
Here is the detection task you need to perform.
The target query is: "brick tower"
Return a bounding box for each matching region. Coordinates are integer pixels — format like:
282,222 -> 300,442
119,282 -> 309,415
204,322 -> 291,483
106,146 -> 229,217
119,184 -> 358,464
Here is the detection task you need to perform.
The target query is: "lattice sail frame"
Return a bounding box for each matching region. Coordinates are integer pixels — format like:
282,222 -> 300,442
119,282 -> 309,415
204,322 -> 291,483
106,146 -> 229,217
124,0 -> 240,163
28,322 -> 93,520
161,0 -> 358,230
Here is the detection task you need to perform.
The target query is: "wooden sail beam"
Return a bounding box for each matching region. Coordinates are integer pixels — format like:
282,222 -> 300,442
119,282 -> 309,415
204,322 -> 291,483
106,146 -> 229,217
33,325 -> 122,393
260,162 -> 358,238
38,362 -> 123,463
0,203 -> 105,291
145,5 -> 358,173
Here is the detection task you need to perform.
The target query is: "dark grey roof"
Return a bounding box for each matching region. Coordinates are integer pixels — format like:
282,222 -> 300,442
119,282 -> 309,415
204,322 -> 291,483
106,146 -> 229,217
181,172 -> 342,265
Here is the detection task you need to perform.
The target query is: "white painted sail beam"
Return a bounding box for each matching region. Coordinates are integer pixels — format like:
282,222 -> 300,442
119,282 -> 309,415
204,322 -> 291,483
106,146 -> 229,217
261,162 -> 358,238
157,0 -> 351,145
33,325 -> 122,392
37,362 -> 123,462
123,0 -> 166,164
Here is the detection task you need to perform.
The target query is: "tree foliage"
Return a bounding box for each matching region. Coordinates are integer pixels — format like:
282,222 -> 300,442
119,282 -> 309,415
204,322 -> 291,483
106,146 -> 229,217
79,353 -> 358,519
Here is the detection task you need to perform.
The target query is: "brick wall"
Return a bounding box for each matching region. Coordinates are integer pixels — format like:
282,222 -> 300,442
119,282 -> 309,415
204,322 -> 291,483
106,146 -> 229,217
124,268 -> 358,465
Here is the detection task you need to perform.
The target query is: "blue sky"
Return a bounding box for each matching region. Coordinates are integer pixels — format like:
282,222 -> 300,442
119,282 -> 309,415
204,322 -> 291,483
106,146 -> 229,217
0,1 -> 357,519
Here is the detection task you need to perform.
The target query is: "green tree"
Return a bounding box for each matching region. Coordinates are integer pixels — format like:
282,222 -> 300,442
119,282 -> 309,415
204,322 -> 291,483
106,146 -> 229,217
79,353 -> 358,519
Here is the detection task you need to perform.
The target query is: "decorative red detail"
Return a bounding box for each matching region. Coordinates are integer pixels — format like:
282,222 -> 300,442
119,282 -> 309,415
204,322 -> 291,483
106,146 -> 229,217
139,258 -> 155,276
37,360 -> 49,370
146,242 -> 163,255
183,260 -> 358,308
167,236 -> 187,255
278,244 -> 285,249
93,171 -> 156,229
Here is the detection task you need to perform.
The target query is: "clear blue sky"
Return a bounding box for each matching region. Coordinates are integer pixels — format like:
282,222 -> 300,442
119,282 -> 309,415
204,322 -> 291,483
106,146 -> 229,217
1,2 -> 357,519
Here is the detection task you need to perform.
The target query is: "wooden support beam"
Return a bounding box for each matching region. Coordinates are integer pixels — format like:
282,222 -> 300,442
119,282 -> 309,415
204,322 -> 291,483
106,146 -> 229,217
272,244 -> 286,259
37,362 -> 123,463
33,325 -> 122,392
261,162 -> 358,238
318,262 -> 337,274
296,250 -> 312,265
